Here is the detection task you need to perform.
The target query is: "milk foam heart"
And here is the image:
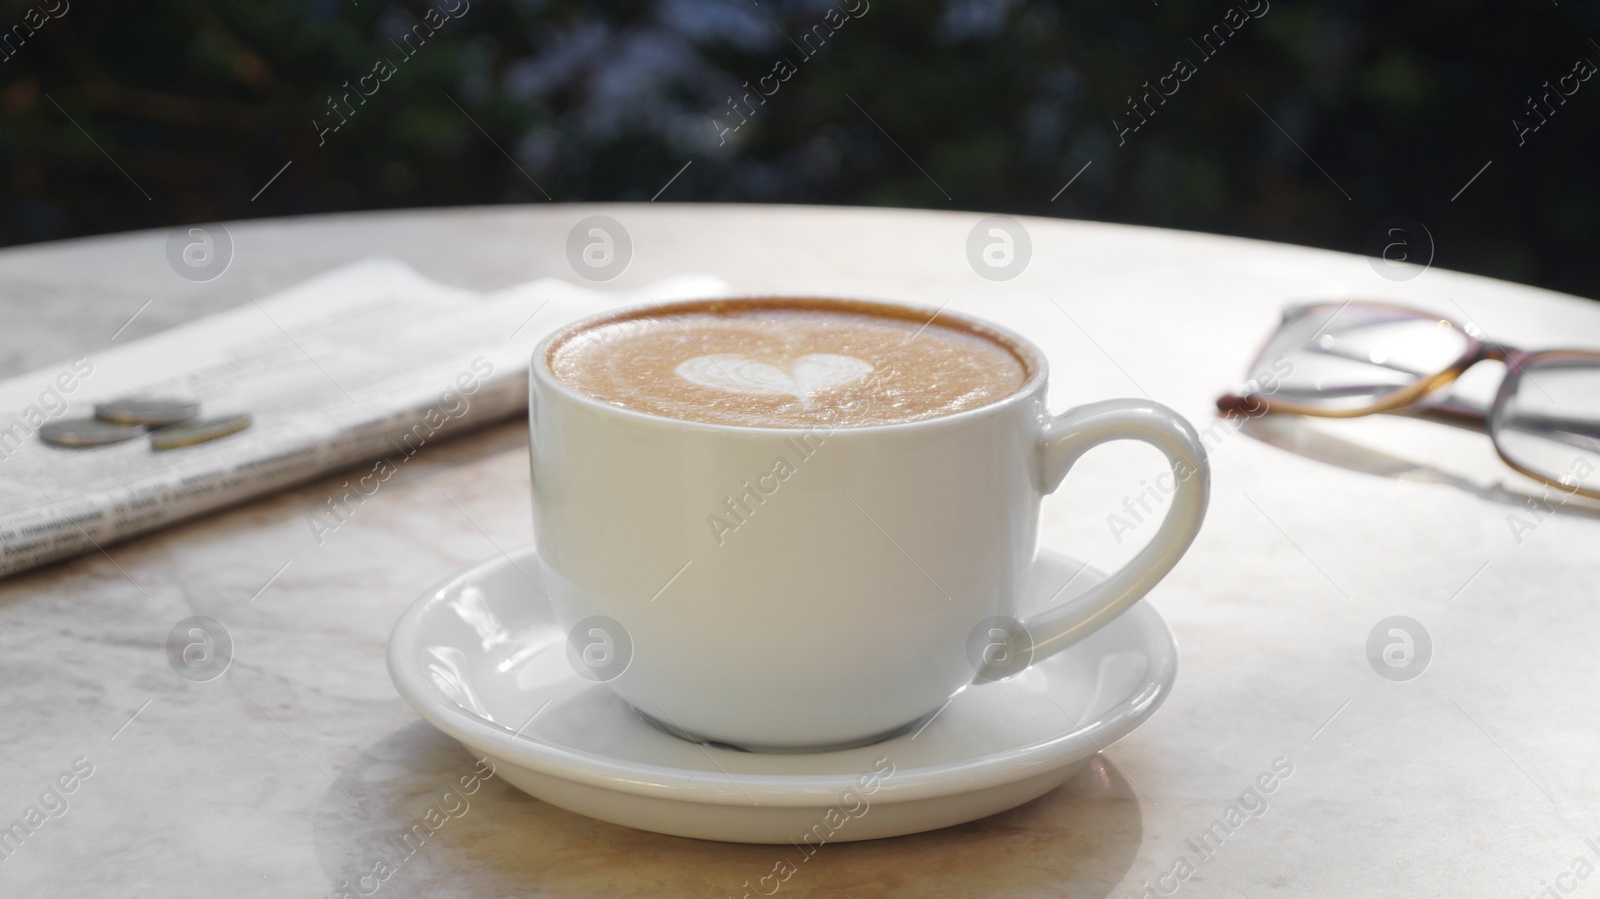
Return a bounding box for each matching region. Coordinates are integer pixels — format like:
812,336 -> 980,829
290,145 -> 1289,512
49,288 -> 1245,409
675,353 -> 874,405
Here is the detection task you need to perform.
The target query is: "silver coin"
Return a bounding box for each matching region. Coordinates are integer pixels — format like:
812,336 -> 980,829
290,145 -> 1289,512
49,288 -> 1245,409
95,397 -> 201,426
39,418 -> 148,448
150,414 -> 252,451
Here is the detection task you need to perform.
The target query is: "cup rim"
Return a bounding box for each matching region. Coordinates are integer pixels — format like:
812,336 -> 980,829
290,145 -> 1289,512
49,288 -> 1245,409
530,295 -> 1050,434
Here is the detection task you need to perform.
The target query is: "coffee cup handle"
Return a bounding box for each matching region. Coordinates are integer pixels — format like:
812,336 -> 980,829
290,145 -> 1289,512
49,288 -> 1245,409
1024,399 -> 1209,661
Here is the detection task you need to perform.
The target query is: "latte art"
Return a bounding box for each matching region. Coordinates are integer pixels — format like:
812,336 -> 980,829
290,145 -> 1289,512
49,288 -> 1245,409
674,353 -> 875,406
546,299 -> 1031,428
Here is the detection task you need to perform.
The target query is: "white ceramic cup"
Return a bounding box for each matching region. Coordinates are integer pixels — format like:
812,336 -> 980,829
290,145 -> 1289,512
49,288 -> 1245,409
529,298 -> 1208,751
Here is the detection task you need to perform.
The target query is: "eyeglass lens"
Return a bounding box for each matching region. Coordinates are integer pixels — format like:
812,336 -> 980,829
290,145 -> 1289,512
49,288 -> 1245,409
1493,355 -> 1600,493
1248,304 -> 1474,412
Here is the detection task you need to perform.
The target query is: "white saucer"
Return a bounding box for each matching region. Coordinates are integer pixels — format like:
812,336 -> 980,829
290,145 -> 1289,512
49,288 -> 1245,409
387,545 -> 1178,844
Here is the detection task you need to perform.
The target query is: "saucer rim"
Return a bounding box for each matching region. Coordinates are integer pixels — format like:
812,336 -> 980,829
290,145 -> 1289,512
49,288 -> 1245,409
387,544 -> 1178,808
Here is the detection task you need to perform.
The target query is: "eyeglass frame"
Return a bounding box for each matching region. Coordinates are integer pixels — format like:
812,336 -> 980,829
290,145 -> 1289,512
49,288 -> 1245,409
1216,299 -> 1600,501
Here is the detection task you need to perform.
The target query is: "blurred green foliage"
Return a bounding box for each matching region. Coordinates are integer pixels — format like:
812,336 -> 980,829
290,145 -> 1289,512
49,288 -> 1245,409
1,0 -> 1597,298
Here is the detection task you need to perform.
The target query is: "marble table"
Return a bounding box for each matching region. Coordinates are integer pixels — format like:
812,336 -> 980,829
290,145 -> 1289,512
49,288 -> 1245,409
2,205 -> 1598,898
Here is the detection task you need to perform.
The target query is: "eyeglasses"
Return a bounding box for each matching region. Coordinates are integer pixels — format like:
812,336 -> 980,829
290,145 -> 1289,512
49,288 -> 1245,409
1216,300 -> 1600,501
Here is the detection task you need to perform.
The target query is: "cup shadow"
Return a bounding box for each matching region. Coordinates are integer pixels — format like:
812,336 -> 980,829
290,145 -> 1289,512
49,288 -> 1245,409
313,720 -> 1144,899
1234,415 -> 1600,521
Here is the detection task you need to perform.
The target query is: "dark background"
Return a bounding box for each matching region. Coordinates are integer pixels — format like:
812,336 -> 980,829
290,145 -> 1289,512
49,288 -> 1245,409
3,0 -> 1598,299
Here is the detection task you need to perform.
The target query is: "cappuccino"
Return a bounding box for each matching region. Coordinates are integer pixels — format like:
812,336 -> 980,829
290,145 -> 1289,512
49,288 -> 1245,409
546,299 -> 1030,428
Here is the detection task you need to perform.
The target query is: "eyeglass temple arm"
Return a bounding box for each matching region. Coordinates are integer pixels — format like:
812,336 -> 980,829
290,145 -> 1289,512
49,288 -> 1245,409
1405,395 -> 1488,429
1222,370 -> 1600,444
1220,388 -> 1599,454
1410,398 -> 1600,444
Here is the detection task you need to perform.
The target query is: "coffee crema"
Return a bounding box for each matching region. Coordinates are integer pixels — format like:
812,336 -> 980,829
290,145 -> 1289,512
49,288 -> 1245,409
546,299 -> 1032,428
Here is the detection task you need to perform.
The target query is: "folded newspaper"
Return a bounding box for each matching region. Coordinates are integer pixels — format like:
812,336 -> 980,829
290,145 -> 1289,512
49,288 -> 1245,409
0,258 -> 726,579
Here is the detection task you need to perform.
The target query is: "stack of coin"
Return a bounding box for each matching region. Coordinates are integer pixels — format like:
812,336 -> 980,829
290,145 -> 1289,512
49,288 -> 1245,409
39,397 -> 251,451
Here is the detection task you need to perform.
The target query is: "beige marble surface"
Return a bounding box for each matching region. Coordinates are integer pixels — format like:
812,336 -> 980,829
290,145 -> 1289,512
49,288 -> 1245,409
2,205 -> 1598,898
